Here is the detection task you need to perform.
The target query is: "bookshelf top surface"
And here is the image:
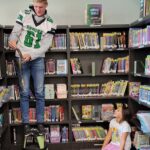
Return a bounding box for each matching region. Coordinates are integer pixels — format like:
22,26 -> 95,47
3,25 -> 68,30
130,15 -> 150,27
69,24 -> 129,29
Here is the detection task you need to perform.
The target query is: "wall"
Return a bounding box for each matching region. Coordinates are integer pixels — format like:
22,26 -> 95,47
0,0 -> 140,25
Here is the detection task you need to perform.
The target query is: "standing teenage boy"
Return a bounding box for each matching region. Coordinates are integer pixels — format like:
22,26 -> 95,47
9,0 -> 56,134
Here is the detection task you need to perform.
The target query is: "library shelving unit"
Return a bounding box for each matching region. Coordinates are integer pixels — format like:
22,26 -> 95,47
1,25 -> 71,150
129,16 -> 150,113
128,15 -> 150,131
0,25 -> 10,150
69,24 -> 129,149
0,23 -> 136,150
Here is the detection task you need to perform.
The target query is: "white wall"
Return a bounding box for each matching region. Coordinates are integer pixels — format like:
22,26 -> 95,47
0,0 -> 140,25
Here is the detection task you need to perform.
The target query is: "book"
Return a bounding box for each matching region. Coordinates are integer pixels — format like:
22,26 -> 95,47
56,84 -> 67,99
45,59 -> 55,74
50,125 -> 61,143
44,84 -> 55,99
82,105 -> 92,120
57,59 -> 68,75
101,104 -> 114,121
85,4 -> 102,26
129,82 -> 141,98
72,106 -> 80,122
61,126 -> 68,143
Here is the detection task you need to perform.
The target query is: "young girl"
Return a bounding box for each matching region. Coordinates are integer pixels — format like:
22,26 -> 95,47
102,106 -> 131,150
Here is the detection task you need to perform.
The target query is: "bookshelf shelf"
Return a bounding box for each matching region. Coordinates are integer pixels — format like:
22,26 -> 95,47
72,120 -> 108,124
70,24 -> 129,29
70,96 -> 129,101
130,14 -> 150,27
10,121 -> 70,127
71,73 -> 129,77
45,74 -> 68,78
130,96 -> 150,109
47,49 -> 67,53
9,99 -> 68,103
130,45 -> 150,50
70,48 -> 129,53
0,24 -> 130,150
131,73 -> 150,78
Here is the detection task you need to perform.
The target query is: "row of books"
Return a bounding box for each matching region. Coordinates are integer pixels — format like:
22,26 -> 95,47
9,105 -> 65,124
13,126 -> 68,144
70,32 -> 127,50
70,32 -> 99,50
51,34 -> 67,50
145,55 -> 150,75
71,80 -> 128,97
6,59 -> 68,76
101,56 -> 129,73
45,84 -> 67,99
100,80 -> 128,97
133,131 -> 150,149
139,85 -> 150,105
45,59 -> 67,75
5,56 -> 129,77
44,105 -> 65,122
72,126 -> 106,142
45,125 -> 68,143
139,0 -> 150,18
71,83 -> 100,97
7,83 -> 67,101
129,26 -> 150,48
100,32 -> 126,50
4,33 -> 67,50
72,104 -> 114,122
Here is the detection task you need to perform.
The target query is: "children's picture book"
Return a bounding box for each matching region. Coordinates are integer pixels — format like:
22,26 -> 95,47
129,82 -> 141,98
57,59 -> 68,75
85,4 -> 102,26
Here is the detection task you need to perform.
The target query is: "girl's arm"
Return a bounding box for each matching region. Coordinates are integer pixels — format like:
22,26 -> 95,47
101,128 -> 112,149
120,132 -> 129,150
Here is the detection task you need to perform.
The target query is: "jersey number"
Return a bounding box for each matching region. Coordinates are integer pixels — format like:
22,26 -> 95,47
24,30 -> 42,48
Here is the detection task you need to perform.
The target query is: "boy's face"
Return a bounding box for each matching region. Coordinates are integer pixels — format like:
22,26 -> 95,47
33,2 -> 47,16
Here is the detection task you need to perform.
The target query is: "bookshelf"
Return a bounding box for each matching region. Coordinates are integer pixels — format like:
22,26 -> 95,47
129,14 -> 150,149
0,24 -> 131,150
4,21 -> 150,149
69,25 -> 130,149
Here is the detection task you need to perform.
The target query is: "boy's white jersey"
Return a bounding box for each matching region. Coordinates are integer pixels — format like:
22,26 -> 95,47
16,7 -> 55,50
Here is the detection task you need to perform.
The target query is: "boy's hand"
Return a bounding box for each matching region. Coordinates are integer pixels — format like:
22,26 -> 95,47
8,41 -> 17,50
23,54 -> 31,63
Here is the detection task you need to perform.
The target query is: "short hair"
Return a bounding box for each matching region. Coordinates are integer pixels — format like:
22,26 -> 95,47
33,0 -> 48,5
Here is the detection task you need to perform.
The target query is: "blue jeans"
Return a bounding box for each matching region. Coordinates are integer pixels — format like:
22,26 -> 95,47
15,57 -> 45,123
